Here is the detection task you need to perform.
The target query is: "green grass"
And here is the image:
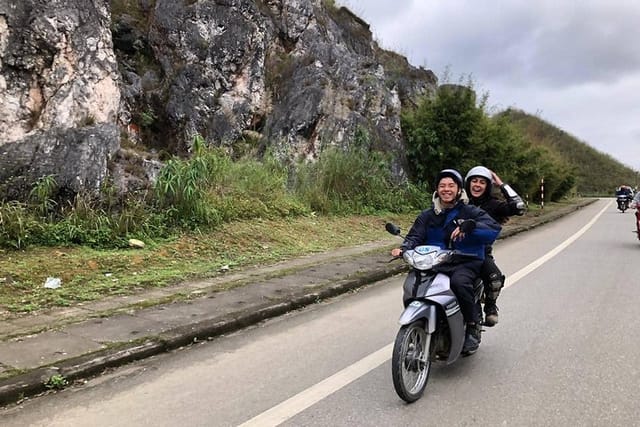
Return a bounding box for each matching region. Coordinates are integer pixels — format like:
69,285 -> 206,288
0,213 -> 415,314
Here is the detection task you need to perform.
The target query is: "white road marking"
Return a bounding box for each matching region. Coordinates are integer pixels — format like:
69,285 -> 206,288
237,343 -> 394,427
238,200 -> 610,426
503,200 -> 610,288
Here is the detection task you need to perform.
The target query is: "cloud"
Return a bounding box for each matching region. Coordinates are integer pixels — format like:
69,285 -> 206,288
345,1 -> 640,87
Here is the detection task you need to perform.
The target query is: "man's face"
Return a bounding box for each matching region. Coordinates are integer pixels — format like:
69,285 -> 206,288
469,177 -> 488,198
437,177 -> 459,204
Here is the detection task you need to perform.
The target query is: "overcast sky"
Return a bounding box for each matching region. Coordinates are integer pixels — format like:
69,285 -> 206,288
338,0 -> 640,171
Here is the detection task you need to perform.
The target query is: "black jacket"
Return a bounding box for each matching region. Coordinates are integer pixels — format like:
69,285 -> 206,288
469,185 -> 524,224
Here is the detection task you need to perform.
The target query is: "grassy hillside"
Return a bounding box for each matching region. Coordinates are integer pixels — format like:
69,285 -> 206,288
499,108 -> 639,196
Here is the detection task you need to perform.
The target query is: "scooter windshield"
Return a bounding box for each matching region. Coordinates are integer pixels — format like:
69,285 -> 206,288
403,245 -> 450,270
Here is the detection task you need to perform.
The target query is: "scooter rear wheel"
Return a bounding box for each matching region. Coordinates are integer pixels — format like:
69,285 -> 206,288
391,321 -> 431,403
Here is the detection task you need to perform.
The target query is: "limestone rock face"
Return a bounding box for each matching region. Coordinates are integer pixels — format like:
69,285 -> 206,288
0,0 -> 120,199
0,124 -> 119,200
0,0 -> 120,139
138,0 -> 436,162
0,0 -> 438,200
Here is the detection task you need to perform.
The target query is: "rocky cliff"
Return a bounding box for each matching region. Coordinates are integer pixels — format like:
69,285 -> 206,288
0,0 -> 437,200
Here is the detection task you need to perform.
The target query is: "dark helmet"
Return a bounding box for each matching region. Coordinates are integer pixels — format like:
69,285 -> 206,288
435,169 -> 464,197
465,165 -> 493,198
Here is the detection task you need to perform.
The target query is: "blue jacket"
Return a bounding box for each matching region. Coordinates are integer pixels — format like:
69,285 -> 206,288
401,201 -> 501,260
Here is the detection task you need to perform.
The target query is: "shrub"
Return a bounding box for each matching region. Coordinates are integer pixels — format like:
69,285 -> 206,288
0,201 -> 40,249
293,145 -> 429,214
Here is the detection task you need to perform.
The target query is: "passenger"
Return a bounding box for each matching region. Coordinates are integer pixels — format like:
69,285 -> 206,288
464,166 -> 525,326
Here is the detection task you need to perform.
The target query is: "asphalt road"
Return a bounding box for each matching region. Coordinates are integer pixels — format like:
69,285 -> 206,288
2,199 -> 639,427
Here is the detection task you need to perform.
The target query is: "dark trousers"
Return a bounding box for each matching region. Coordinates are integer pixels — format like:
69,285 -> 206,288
437,259 -> 483,324
480,253 -> 504,303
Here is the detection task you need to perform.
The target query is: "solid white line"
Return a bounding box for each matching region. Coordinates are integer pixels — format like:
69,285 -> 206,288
237,343 -> 394,427
238,200 -> 609,426
503,200 -> 610,288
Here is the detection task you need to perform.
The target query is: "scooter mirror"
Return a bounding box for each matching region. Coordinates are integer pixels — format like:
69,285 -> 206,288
385,223 -> 401,236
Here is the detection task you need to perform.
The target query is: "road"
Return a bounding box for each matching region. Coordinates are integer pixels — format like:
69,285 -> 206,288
2,199 -> 639,426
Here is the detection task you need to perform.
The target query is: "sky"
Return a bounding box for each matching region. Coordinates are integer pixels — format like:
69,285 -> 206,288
338,0 -> 640,171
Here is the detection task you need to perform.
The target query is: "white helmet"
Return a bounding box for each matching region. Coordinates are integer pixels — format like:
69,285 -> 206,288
465,166 -> 493,197
465,166 -> 492,184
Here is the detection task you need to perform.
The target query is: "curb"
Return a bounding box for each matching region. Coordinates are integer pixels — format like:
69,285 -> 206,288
0,261 -> 407,406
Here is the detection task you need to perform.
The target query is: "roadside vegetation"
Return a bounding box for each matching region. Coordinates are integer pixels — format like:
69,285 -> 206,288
0,135 -> 428,251
0,200 -> 578,314
0,79 -> 624,314
401,82 -> 577,201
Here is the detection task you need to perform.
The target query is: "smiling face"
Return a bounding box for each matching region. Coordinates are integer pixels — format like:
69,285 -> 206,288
469,177 -> 489,198
437,177 -> 460,206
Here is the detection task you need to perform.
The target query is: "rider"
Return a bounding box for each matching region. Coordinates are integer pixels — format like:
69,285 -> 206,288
616,185 -> 634,209
465,166 -> 526,326
616,185 -> 633,197
390,169 -> 501,354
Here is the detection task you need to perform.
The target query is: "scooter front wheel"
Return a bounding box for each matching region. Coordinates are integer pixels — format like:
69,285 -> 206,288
391,321 -> 431,403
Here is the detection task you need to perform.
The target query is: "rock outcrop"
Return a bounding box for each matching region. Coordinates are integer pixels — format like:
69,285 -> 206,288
0,0 -> 120,199
0,124 -> 119,200
0,0 -> 437,200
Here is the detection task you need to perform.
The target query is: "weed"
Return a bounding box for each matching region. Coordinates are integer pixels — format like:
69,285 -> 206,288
0,201 -> 40,249
2,133 -> 420,254
293,143 -> 429,214
44,374 -> 68,390
29,175 -> 58,219
140,109 -> 157,128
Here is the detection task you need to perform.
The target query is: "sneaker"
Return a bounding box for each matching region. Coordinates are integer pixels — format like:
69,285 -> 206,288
484,303 -> 499,327
462,323 -> 481,355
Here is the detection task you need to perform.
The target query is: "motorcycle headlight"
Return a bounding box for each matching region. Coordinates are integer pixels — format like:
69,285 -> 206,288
412,254 -> 435,270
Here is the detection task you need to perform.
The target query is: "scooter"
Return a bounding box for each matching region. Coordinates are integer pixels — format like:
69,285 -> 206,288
617,194 -> 630,212
386,223 -> 483,403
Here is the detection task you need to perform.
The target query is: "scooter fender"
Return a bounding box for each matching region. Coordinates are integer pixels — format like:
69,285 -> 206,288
398,301 -> 437,333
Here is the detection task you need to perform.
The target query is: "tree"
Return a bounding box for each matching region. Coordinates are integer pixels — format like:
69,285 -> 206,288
401,82 -> 576,200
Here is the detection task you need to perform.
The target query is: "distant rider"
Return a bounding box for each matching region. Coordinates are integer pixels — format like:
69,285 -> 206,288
390,169 -> 501,354
616,185 -> 633,210
616,185 -> 633,197
465,166 -> 526,326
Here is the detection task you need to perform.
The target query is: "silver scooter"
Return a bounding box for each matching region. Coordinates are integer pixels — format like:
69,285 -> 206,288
386,223 -> 483,403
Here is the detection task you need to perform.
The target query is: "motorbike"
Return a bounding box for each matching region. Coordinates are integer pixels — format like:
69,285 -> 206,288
386,223 -> 483,403
616,194 -> 631,212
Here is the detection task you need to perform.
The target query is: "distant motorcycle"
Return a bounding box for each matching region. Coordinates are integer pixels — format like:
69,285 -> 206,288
616,194 -> 631,212
386,223 -> 483,403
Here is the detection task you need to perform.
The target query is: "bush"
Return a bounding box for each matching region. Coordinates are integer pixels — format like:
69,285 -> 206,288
293,145 -> 430,214
0,201 -> 41,249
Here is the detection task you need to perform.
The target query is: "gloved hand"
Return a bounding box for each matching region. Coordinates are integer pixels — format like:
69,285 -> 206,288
459,219 -> 476,233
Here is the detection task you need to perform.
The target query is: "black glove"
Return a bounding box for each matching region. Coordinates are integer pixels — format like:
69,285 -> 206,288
459,219 -> 476,233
